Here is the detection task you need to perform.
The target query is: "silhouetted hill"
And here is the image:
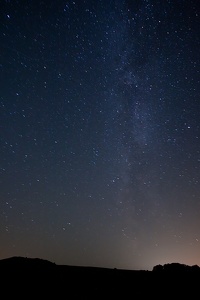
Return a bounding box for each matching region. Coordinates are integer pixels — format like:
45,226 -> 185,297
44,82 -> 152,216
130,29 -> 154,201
153,262 -> 200,272
0,256 -> 199,298
0,256 -> 56,268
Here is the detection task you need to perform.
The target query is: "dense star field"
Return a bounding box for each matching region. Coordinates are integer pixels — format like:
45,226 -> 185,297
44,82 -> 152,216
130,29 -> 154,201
1,0 -> 200,270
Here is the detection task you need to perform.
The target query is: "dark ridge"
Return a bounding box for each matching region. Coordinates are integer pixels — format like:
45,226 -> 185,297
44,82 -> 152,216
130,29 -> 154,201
0,256 -> 56,268
0,256 -> 199,297
153,262 -> 200,272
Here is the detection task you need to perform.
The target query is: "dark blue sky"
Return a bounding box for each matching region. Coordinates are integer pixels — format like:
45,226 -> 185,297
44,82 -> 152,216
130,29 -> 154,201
1,0 -> 200,270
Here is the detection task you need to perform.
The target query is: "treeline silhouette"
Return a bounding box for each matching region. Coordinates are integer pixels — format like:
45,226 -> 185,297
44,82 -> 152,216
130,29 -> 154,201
153,262 -> 200,272
1,256 -> 199,297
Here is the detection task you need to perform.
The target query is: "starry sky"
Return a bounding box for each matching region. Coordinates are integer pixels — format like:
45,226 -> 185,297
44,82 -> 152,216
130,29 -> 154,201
1,0 -> 200,271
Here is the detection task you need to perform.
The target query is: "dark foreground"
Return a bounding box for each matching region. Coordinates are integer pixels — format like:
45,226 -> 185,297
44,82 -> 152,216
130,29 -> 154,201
1,257 -> 199,297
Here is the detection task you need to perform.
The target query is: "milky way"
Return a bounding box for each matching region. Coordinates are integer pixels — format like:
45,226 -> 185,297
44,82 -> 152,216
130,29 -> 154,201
1,0 -> 200,270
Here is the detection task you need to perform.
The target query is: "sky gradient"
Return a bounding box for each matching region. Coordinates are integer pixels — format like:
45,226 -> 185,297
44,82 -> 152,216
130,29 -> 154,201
1,0 -> 200,270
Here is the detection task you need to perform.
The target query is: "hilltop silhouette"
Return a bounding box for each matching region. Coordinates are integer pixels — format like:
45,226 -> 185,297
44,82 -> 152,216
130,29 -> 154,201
1,256 -> 199,297
0,256 -> 56,268
153,262 -> 200,272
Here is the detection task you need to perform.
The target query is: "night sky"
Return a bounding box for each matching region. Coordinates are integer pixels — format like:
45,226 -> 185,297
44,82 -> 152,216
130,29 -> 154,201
1,0 -> 200,271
